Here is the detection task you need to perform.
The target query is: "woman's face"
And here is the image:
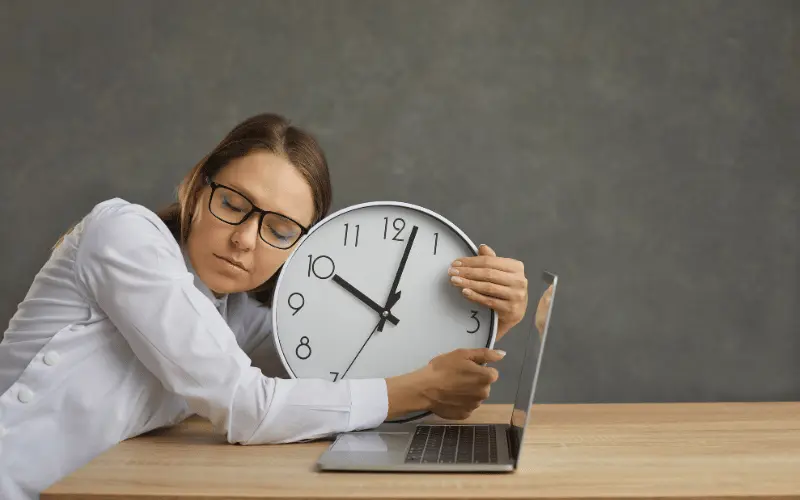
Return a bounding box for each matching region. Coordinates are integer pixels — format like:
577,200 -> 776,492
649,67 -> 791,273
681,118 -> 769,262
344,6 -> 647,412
186,150 -> 315,296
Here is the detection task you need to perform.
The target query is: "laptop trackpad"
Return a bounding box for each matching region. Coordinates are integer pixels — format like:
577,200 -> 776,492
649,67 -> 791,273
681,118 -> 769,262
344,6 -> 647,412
330,432 -> 409,452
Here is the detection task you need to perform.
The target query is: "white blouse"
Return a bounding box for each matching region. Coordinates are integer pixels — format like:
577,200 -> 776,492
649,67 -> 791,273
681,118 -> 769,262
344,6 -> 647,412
0,198 -> 388,500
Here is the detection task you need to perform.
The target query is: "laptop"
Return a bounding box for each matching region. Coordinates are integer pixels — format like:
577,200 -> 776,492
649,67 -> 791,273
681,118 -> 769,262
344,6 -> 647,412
316,270 -> 559,472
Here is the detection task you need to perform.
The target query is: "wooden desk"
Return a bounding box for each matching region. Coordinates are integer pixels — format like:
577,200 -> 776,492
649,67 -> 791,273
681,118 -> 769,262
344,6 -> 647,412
43,402 -> 800,500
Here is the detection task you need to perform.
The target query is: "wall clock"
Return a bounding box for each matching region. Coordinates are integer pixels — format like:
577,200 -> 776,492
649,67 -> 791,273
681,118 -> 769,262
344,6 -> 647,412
272,201 -> 497,421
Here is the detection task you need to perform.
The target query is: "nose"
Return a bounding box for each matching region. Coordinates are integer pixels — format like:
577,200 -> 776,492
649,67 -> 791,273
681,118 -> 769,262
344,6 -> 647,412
230,213 -> 260,251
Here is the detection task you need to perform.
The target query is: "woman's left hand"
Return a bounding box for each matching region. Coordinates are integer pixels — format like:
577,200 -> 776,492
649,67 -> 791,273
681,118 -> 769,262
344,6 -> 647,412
448,244 -> 528,341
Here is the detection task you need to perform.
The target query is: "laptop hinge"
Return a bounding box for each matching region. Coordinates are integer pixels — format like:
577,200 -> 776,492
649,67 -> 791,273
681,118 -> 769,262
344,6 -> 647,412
506,426 -> 518,462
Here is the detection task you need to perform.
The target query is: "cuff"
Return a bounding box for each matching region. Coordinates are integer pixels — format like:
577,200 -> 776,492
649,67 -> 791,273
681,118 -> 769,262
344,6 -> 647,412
346,378 -> 389,431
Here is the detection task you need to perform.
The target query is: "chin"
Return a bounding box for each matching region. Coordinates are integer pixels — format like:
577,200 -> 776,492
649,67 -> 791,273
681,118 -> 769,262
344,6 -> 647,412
209,276 -> 250,295
197,268 -> 248,295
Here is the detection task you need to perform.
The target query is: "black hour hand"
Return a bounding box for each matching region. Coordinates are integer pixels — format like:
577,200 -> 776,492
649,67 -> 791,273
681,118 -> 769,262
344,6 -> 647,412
332,274 -> 400,325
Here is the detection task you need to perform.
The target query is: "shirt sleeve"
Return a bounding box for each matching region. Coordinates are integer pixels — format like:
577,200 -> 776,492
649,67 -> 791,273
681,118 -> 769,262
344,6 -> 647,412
237,297 -> 390,440
73,201 -> 388,444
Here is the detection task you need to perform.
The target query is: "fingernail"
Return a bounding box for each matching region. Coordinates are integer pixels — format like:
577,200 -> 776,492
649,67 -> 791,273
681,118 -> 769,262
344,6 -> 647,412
450,276 -> 462,285
462,288 -> 471,296
452,260 -> 462,267
495,350 -> 506,358
448,267 -> 459,276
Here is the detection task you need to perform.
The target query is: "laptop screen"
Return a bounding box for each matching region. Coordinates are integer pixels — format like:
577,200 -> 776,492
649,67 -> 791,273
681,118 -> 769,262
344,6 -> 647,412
508,271 -> 558,463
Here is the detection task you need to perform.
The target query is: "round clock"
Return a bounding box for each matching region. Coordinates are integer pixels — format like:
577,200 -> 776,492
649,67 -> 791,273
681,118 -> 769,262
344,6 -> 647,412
271,201 -> 497,420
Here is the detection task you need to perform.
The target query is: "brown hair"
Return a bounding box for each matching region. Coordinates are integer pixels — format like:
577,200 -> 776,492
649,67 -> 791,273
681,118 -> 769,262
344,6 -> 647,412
157,112 -> 332,305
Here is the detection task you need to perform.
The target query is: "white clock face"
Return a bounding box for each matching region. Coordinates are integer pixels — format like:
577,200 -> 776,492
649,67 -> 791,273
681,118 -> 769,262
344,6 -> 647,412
272,202 -> 496,383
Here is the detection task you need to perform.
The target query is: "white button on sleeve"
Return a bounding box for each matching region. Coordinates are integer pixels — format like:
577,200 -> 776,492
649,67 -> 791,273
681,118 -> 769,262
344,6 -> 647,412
74,204 -> 388,444
43,351 -> 60,366
17,387 -> 34,404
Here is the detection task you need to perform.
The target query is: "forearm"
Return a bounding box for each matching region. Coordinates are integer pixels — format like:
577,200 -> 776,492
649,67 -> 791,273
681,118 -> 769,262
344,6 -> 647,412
385,371 -> 431,419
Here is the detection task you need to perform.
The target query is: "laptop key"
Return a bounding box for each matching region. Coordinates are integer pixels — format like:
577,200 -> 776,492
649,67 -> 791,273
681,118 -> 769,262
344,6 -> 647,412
404,426 -> 430,463
488,429 -> 499,463
406,424 -> 499,465
455,426 -> 474,463
421,426 -> 445,463
473,425 -> 495,464
438,426 -> 460,463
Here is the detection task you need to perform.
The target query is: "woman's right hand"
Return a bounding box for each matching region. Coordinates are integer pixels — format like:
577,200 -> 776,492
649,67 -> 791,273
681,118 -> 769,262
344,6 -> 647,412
386,348 -> 505,420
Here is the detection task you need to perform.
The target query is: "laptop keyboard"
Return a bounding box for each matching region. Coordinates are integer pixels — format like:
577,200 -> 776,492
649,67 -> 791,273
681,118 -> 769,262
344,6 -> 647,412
404,425 -> 499,464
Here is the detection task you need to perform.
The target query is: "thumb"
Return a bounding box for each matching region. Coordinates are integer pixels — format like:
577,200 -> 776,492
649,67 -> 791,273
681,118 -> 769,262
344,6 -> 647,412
478,244 -> 497,257
465,347 -> 506,364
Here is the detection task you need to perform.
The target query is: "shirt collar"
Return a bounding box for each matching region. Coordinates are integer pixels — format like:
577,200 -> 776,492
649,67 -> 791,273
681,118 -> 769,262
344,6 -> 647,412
182,248 -> 228,309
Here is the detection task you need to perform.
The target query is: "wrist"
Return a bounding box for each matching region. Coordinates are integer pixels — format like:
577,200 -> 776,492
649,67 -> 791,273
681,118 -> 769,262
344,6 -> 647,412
385,369 -> 432,419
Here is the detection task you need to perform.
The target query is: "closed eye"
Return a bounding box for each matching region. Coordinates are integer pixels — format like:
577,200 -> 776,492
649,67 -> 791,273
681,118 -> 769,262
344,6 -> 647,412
222,197 -> 247,213
269,226 -> 293,241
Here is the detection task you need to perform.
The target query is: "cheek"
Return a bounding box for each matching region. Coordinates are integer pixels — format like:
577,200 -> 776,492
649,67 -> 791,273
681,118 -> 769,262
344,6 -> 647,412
192,211 -> 229,245
252,247 -> 289,283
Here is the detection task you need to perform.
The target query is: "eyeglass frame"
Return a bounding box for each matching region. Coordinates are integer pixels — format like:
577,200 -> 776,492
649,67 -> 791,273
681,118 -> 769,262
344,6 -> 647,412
204,176 -> 310,249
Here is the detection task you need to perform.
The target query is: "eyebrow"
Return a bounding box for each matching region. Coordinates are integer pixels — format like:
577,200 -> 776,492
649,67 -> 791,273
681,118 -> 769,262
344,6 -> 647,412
223,181 -> 261,206
220,180 -> 304,224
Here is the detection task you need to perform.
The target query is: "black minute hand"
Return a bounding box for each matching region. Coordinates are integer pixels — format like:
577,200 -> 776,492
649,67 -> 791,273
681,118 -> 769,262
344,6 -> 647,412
332,274 -> 399,325
377,225 -> 418,331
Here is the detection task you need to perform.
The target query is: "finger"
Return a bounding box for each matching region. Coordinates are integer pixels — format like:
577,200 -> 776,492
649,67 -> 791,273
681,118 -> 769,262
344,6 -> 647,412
451,275 -> 516,300
458,367 -> 499,389
458,356 -> 500,377
478,244 -> 497,257
463,347 -> 506,364
461,287 -> 514,312
535,314 -> 546,334
537,286 -> 552,305
435,405 -> 476,420
449,266 -> 525,288
452,255 -> 523,273
480,366 -> 500,384
449,382 -> 492,404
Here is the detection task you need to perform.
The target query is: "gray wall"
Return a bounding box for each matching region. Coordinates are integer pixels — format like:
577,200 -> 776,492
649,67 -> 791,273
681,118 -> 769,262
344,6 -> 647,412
1,0 -> 798,404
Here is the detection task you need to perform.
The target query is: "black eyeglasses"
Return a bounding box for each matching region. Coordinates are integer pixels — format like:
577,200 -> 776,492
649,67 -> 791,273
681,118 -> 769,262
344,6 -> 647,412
205,176 -> 309,250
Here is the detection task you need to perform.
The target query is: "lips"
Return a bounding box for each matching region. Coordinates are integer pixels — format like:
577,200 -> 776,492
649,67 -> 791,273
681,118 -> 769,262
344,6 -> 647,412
214,254 -> 248,272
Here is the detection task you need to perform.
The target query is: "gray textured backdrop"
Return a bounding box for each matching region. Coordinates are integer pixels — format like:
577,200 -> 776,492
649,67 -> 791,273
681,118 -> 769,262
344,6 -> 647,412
1,0 -> 798,404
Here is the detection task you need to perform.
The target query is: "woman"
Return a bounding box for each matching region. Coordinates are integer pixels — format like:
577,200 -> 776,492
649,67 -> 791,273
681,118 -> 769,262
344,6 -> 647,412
0,113 -> 547,499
